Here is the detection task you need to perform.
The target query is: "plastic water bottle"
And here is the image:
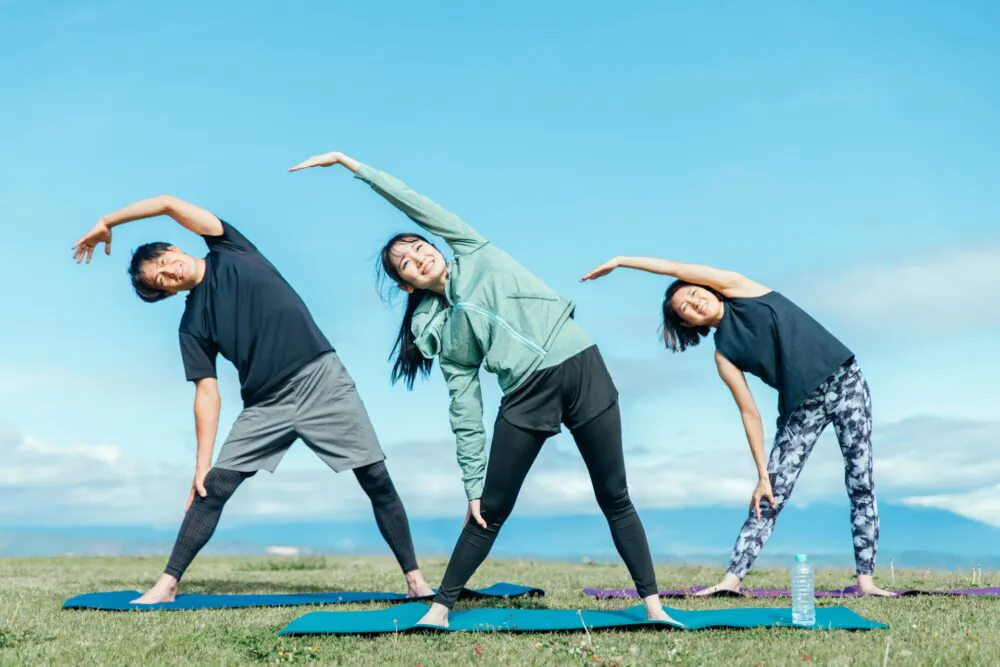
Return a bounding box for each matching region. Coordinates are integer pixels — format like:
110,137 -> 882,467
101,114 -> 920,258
790,554 -> 815,626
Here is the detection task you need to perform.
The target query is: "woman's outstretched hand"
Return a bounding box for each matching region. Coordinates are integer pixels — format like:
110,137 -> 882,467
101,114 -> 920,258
580,257 -> 621,282
288,151 -> 360,173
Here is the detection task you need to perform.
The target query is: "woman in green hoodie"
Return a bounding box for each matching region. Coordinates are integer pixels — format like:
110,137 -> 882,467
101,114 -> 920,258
289,151 -> 681,628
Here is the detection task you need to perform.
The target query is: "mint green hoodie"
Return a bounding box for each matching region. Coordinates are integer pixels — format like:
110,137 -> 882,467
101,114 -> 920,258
355,165 -> 592,500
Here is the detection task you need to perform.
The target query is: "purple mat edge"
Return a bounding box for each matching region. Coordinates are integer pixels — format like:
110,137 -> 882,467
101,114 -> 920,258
583,586 -> 1000,599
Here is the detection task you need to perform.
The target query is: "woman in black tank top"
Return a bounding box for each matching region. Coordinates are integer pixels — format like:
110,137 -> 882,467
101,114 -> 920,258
582,255 -> 895,598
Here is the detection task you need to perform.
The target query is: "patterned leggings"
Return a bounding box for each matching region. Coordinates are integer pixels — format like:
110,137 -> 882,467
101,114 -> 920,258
727,359 -> 879,579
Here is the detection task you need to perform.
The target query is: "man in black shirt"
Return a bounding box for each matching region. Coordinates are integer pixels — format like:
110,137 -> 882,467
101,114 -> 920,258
72,195 -> 434,603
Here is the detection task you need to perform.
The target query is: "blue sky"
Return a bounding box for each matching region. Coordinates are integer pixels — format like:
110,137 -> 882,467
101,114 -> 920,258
1,1 -> 998,530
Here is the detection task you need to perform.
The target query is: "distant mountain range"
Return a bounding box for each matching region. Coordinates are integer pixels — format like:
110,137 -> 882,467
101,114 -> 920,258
3,503 -> 998,570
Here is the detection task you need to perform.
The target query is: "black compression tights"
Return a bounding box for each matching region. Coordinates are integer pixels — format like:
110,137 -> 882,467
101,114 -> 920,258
163,461 -> 419,580
433,403 -> 658,608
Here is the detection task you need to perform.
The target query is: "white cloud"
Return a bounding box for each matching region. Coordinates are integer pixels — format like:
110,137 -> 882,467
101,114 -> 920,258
799,243 -> 1000,329
3,414 -> 1000,526
902,485 -> 1000,527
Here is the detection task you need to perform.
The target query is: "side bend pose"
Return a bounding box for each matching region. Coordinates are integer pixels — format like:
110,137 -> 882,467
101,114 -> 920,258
581,256 -> 895,597
71,199 -> 433,603
289,151 -> 683,627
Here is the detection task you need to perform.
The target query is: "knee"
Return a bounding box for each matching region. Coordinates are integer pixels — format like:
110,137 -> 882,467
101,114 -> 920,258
200,468 -> 252,508
478,495 -> 514,529
354,462 -> 395,498
595,483 -> 633,516
753,497 -> 782,522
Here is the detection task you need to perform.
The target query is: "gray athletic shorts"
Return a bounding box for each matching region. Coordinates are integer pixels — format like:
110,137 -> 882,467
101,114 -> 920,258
214,352 -> 385,474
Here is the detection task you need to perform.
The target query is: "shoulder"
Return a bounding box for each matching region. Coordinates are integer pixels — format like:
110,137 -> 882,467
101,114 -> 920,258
204,220 -> 260,254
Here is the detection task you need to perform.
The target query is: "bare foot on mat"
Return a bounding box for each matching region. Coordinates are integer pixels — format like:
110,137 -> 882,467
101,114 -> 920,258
131,574 -> 179,604
417,602 -> 450,628
691,573 -> 742,597
856,575 -> 898,597
642,595 -> 686,628
404,570 -> 435,598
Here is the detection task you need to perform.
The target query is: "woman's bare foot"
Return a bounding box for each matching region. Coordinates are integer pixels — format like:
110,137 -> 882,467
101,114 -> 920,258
856,574 -> 898,597
130,574 -> 178,604
642,594 -> 686,628
691,573 -> 742,597
404,569 -> 435,598
417,602 -> 449,628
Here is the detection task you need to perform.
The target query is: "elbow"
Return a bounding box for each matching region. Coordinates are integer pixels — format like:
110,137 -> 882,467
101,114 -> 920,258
725,271 -> 750,290
155,195 -> 178,215
741,407 -> 761,423
194,378 -> 220,401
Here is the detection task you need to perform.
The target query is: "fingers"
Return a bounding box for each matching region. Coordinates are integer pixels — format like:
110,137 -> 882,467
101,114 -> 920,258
580,264 -> 613,282
196,479 -> 207,498
287,156 -> 318,172
86,245 -> 94,264
185,489 -> 195,513
472,508 -> 487,529
753,497 -> 761,522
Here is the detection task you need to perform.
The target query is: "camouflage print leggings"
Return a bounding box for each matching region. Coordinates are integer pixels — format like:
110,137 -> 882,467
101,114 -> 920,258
727,359 -> 879,579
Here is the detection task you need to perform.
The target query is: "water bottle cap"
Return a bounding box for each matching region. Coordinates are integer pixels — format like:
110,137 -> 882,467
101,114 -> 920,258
795,554 -> 807,562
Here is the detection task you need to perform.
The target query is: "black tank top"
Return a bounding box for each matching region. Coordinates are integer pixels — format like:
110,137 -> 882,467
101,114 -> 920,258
713,291 -> 854,426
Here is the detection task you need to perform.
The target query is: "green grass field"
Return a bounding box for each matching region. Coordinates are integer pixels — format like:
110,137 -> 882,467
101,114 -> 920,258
1,556 -> 995,665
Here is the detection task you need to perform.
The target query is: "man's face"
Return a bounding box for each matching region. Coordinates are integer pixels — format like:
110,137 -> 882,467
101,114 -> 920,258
140,247 -> 199,296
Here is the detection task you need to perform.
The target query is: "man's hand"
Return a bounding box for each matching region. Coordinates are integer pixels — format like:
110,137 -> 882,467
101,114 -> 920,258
465,499 -> 487,529
288,151 -> 360,173
185,467 -> 209,512
72,220 -> 112,264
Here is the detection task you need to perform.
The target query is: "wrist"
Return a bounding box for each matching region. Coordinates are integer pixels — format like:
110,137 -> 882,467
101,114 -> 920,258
337,153 -> 360,172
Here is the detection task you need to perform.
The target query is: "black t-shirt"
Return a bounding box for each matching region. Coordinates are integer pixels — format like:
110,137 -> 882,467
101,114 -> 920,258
713,291 -> 854,428
178,221 -> 333,406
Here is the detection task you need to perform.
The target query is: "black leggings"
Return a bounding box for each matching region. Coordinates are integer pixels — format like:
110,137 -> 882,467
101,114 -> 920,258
433,402 -> 658,607
164,461 -> 419,580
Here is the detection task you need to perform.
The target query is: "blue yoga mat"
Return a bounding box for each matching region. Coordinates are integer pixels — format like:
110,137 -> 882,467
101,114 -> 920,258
279,602 -> 886,635
62,582 -> 542,611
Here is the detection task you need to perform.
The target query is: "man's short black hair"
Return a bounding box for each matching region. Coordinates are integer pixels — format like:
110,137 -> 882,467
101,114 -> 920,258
128,242 -> 174,303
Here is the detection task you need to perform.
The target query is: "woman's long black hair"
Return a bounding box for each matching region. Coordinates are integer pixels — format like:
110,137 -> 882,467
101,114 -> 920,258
376,233 -> 437,389
660,279 -> 726,352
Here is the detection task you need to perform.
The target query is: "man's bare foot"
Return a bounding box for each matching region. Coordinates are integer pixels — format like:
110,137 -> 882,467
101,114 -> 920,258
691,573 -> 742,597
131,574 -> 178,604
856,574 -> 898,597
417,602 -> 449,628
404,569 -> 435,598
641,595 -> 685,627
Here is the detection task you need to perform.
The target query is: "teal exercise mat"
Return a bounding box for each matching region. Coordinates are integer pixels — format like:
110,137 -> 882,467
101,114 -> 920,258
63,582 -> 543,611
278,602 -> 886,635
